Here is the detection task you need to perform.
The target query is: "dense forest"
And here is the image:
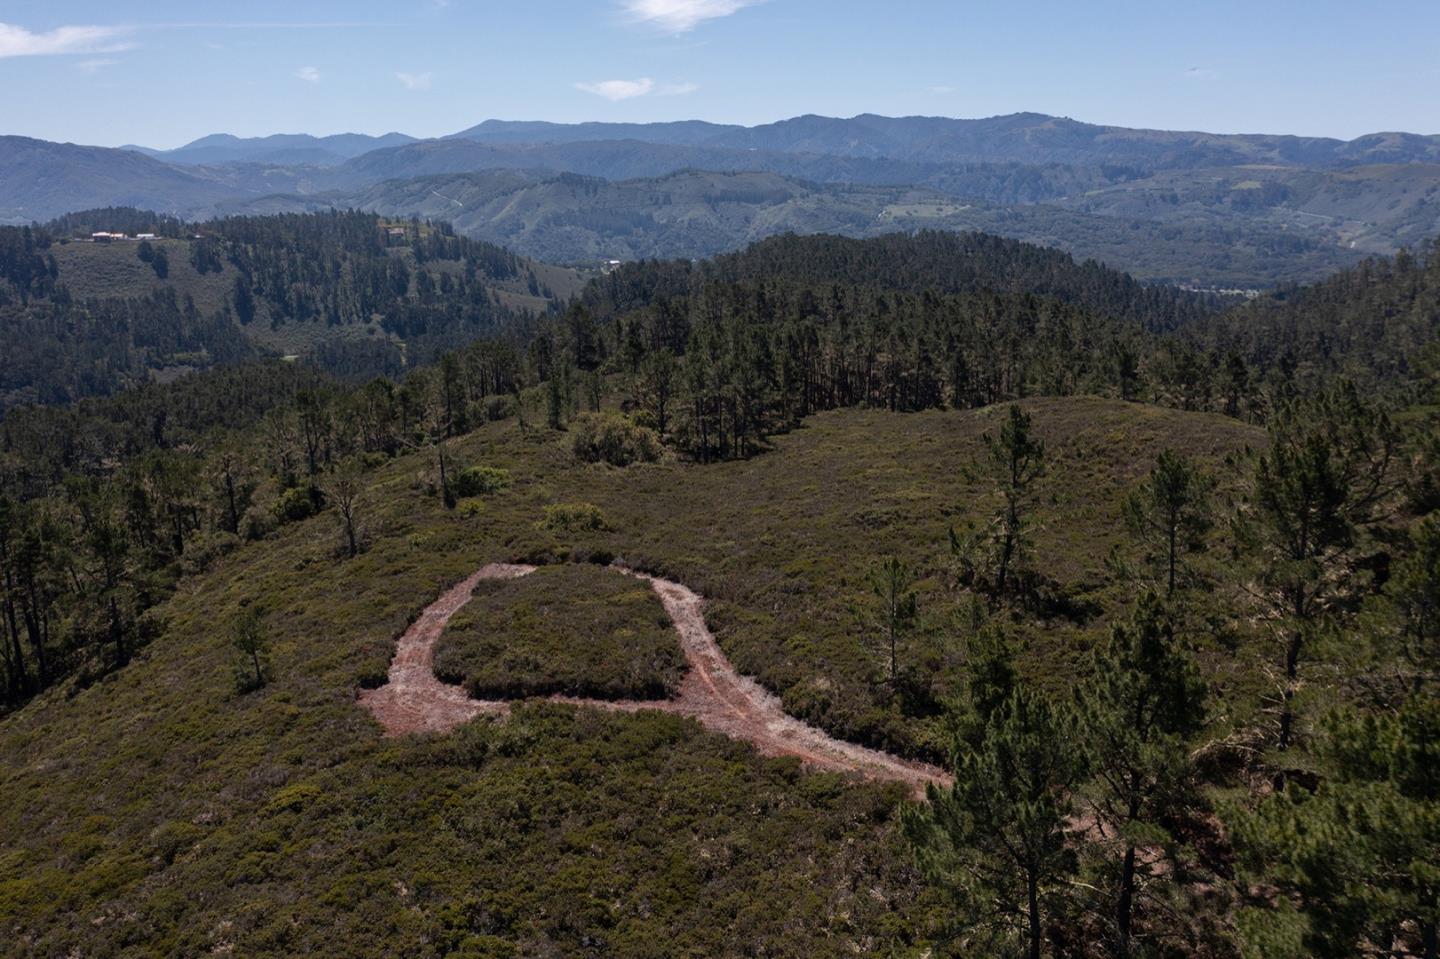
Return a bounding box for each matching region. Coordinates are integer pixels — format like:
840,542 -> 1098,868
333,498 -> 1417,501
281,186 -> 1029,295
0,210 -> 558,411
1,217 -> 1438,957
555,232 -> 1435,465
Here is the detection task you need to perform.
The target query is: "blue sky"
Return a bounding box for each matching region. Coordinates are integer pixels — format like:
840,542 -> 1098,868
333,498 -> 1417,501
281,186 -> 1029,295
2,0 -> 1438,148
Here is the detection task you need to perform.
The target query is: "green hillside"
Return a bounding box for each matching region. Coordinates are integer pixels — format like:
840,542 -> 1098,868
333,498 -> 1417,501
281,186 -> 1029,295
1,222 -> 1436,958
0,211 -> 584,411
0,397 -> 1254,957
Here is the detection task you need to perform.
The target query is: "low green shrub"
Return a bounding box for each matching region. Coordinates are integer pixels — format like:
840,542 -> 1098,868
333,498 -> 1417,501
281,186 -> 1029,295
456,466 -> 512,497
433,564 -> 683,700
539,502 -> 610,533
570,413 -> 662,467
273,486 -> 322,524
239,504 -> 276,541
483,395 -> 517,422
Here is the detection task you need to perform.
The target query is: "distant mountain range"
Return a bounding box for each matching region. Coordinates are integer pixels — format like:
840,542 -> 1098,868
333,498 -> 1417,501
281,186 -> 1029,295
6,112 -> 1440,287
122,132 -> 418,167
443,114 -> 1440,169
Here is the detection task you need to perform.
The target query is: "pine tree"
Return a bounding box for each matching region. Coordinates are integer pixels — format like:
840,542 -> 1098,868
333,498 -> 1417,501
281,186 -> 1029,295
1234,695 -> 1440,959
231,608 -> 270,693
1241,383 -> 1400,751
325,460 -> 363,559
1077,593 -> 1207,955
867,556 -> 917,686
1123,450 -> 1214,596
905,683 -> 1081,959
973,404 -> 1046,596
1391,517 -> 1440,690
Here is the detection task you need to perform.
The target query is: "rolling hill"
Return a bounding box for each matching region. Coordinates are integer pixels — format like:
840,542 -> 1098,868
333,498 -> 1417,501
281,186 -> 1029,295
1,211 -> 1435,958
0,137 -> 239,224
0,396 -> 1261,957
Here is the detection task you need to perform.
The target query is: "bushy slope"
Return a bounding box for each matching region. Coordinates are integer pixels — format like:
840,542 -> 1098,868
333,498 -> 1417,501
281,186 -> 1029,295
434,564 -> 685,700
22,369 -> 1434,958
438,398 -> 1262,758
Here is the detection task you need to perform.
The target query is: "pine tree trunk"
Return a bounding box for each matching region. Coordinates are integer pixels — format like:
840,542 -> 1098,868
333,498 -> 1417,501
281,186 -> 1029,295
3,586 -> 27,696
997,524 -> 1016,596
1279,629 -> 1303,751
438,446 -> 454,509
23,581 -> 48,686
109,595 -> 127,667
1117,844 -> 1137,955
1027,872 -> 1042,959
1166,524 -> 1177,596
225,471 -> 239,534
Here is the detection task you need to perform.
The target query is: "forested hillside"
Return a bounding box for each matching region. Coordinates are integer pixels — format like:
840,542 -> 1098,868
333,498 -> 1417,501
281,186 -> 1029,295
1,219 -> 1438,957
1186,235 -> 1440,395
0,210 -> 580,411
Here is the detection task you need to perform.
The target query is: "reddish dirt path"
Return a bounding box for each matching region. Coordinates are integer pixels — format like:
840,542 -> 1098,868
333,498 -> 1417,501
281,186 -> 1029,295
359,564 -> 951,796
357,564 -> 534,735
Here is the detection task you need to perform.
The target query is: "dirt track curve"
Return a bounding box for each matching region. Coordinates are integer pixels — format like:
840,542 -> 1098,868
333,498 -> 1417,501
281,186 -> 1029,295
358,563 -> 951,796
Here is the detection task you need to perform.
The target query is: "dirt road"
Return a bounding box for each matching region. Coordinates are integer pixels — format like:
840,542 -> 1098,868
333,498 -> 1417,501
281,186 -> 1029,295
359,563 -> 951,795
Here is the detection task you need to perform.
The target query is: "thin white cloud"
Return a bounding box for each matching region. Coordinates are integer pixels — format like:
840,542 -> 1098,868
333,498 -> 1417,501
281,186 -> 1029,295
928,85 -> 957,95
575,77 -> 698,100
149,21 -> 388,30
0,21 -> 135,59
396,71 -> 434,91
577,77 -> 655,100
619,0 -> 764,33
76,58 -> 119,74
295,65 -> 321,83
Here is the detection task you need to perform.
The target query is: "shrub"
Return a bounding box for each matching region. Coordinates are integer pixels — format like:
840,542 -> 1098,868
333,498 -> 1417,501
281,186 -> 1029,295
434,564 -> 684,700
539,502 -> 610,533
273,485 -> 322,524
483,395 -> 517,422
179,531 -> 241,577
455,466 -> 512,497
239,504 -> 276,541
570,413 -> 662,467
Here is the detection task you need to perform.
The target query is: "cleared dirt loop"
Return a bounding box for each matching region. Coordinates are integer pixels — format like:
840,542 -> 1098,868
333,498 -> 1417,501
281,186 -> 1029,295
358,563 -> 950,795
